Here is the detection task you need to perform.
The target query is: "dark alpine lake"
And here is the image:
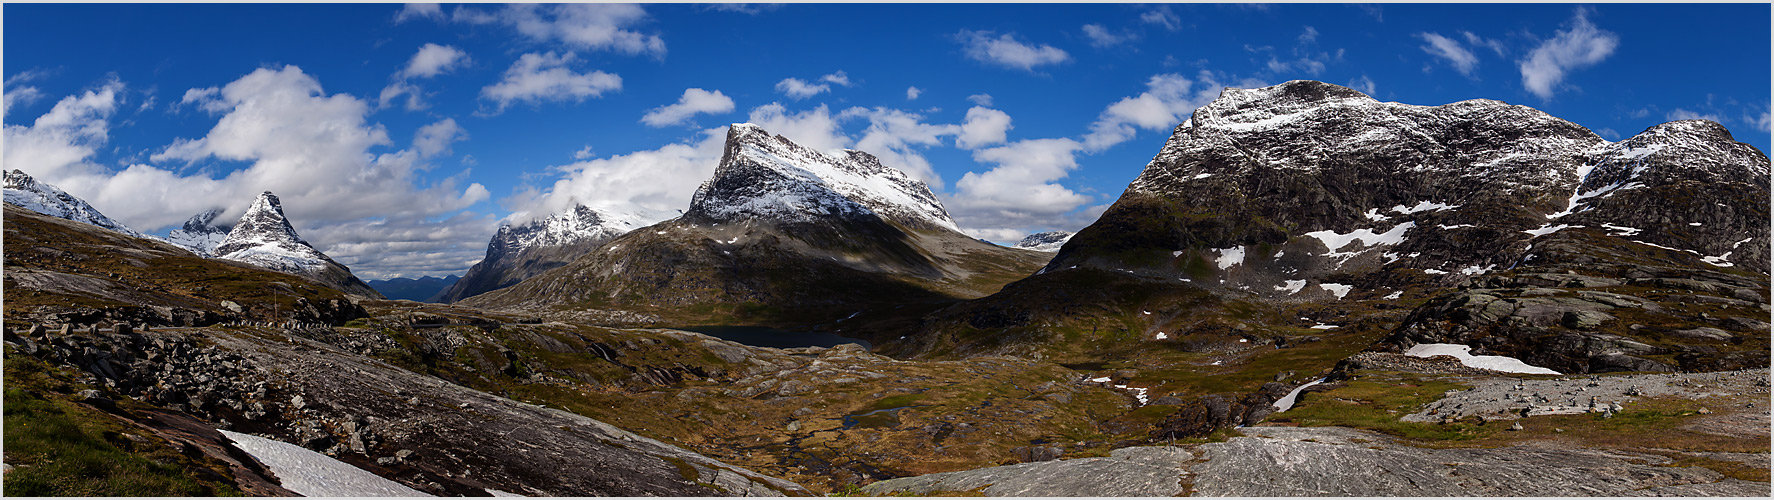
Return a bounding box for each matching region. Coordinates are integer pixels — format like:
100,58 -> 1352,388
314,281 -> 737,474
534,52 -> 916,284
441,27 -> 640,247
679,326 -> 873,349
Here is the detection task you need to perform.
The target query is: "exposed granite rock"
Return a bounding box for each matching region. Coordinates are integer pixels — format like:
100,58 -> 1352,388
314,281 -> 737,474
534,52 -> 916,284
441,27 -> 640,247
861,446 -> 1193,496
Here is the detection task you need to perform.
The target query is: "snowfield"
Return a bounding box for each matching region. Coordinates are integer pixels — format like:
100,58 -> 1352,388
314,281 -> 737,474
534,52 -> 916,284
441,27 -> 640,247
1403,343 -> 1561,375
221,430 -> 430,497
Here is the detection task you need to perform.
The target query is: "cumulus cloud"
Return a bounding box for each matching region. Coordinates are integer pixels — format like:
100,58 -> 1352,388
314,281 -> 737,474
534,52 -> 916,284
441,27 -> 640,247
774,78 -> 829,99
842,107 -> 959,188
1348,75 -> 1377,96
956,106 -> 1012,150
393,3 -> 443,23
11,66 -> 492,278
641,88 -> 735,127
967,94 -> 994,106
1418,32 -> 1479,76
401,43 -> 469,78
957,30 -> 1070,72
1082,24 -> 1132,48
1082,72 -> 1225,151
503,127 -> 727,226
377,81 -> 426,111
480,52 -> 621,114
744,102 -> 853,155
1141,5 -> 1181,31
451,3 -> 665,57
820,70 -> 853,87
1665,108 -> 1722,123
1519,9 -> 1618,99
413,118 -> 467,159
945,138 -> 1093,233
905,86 -> 922,100
1752,111 -> 1772,132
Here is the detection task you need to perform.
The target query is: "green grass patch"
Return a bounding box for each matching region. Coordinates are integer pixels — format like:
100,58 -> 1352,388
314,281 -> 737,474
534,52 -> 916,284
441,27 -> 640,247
3,353 -> 243,496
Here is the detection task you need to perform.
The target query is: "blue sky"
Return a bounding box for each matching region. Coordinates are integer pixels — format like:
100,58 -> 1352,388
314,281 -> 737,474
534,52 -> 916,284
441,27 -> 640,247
4,3 -> 1768,279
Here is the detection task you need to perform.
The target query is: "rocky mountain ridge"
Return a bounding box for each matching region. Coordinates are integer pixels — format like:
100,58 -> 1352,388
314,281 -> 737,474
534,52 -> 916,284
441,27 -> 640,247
433,203 -> 664,303
4,169 -> 145,239
1015,231 -> 1074,252
213,191 -> 381,298
166,208 -> 235,257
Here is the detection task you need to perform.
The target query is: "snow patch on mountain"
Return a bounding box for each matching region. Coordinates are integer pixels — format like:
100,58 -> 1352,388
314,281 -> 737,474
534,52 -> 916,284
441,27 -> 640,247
4,169 -> 144,238
167,208 -> 235,257
688,123 -> 959,231
220,430 -> 430,497
500,203 -> 667,255
213,192 -> 335,275
1015,231 -> 1074,252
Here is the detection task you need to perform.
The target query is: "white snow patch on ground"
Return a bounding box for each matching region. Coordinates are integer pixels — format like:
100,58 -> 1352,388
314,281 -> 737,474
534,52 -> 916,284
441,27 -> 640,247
1403,344 -> 1561,375
1213,246 -> 1245,270
486,488 -> 526,497
1171,250 -> 1184,257
1113,384 -> 1150,405
1192,173 -> 1214,180
1438,224 -> 1474,230
1423,269 -> 1448,275
1155,332 -> 1168,340
1391,201 -> 1458,214
1459,264 -> 1496,276
1309,324 -> 1339,330
1688,222 -> 1702,226
1363,208 -> 1389,221
1383,291 -> 1403,300
221,430 -> 429,497
1523,224 -> 1579,237
1600,223 -> 1641,236
1305,222 -> 1414,256
1274,280 -> 1308,294
1318,283 -> 1353,299
1271,379 -> 1326,412
1090,377 -> 1113,383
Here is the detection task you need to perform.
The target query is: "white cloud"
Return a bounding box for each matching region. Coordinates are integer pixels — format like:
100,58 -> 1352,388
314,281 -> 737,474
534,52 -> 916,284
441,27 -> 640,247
1348,75 -> 1377,96
377,81 -> 426,111
451,3 -> 665,57
906,86 -> 923,100
1141,6 -> 1181,31
820,70 -> 853,87
1666,108 -> 1722,123
641,87 -> 735,127
1082,24 -> 1131,48
1752,112 -> 1772,132
4,80 -> 124,179
1082,72 -> 1225,151
956,106 -> 1012,150
393,3 -> 443,23
504,127 -> 728,226
958,30 -> 1070,72
1418,32 -> 1479,76
12,66 -> 492,278
946,138 -> 1093,232
745,103 -> 850,153
572,145 -> 593,160
967,94 -> 994,106
1596,127 -> 1620,140
1258,26 -> 1336,77
413,118 -> 467,159
3,86 -> 43,119
479,51 -> 621,114
402,43 -> 469,78
1462,31 -> 1507,56
1519,10 -> 1618,99
842,107 -> 959,188
774,77 -> 830,99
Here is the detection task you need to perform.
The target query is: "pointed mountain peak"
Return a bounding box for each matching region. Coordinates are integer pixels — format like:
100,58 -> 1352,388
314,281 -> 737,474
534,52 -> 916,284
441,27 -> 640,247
212,191 -> 380,297
3,169 -> 144,238
1015,231 -> 1075,252
691,123 -> 959,231
167,207 -> 235,257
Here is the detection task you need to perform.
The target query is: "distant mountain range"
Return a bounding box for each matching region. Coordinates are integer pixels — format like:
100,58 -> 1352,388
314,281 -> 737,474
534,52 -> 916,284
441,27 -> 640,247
367,275 -> 460,302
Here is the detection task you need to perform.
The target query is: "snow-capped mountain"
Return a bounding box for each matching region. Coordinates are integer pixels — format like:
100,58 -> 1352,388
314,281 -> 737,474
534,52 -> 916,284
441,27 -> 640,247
4,169 -> 144,238
685,123 -> 959,231
1052,79 -> 1769,293
462,123 -> 1049,319
433,203 -> 664,303
1015,231 -> 1074,252
166,208 -> 235,257
214,191 -> 381,297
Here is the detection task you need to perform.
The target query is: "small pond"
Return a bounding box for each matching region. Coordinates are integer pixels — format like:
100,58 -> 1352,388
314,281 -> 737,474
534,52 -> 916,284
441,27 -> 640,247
679,325 -> 873,350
